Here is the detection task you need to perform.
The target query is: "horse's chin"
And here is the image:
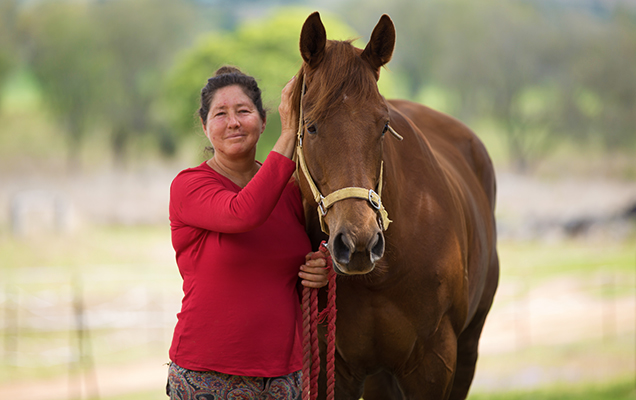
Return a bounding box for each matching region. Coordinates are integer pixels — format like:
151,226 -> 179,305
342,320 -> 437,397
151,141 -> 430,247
332,260 -> 376,276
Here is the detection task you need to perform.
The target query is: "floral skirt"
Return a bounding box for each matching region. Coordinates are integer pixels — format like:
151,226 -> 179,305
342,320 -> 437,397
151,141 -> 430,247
166,362 -> 302,400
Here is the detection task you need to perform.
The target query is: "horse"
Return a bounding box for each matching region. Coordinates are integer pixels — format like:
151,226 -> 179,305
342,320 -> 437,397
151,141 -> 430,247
291,12 -> 500,400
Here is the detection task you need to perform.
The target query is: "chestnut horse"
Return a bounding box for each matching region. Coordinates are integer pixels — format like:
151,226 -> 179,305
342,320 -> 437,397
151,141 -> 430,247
292,12 -> 499,400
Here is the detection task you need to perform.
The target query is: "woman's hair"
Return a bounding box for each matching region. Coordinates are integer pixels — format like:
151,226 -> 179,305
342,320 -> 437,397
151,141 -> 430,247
199,66 -> 266,124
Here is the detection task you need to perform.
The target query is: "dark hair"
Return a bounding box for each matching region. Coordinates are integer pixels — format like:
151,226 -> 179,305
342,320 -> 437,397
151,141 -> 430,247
199,66 -> 266,125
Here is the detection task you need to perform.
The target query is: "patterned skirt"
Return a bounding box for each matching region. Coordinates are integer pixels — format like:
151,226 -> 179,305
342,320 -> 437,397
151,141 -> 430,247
166,362 -> 302,400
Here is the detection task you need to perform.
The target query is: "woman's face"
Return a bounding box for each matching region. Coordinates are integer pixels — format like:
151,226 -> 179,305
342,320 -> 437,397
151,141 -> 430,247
203,85 -> 266,160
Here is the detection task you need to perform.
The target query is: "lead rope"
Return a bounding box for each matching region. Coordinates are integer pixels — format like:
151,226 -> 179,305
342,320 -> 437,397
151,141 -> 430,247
302,241 -> 336,400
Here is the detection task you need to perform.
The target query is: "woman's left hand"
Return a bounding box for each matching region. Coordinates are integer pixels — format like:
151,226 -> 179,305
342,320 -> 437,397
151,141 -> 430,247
299,251 -> 329,288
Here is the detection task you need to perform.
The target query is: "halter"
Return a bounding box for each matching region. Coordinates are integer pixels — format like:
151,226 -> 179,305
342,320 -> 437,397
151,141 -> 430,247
295,77 -> 402,235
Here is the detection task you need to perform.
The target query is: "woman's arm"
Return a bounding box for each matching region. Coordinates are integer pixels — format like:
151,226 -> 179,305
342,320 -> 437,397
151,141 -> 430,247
271,76 -> 298,159
171,152 -> 295,233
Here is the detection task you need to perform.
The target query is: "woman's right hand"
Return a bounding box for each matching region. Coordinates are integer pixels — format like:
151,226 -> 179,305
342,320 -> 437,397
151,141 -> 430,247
272,76 -> 298,158
299,251 -> 329,289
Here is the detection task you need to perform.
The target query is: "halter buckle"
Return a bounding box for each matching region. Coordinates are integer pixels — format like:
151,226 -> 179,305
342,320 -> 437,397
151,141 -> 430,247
368,189 -> 381,210
318,195 -> 327,216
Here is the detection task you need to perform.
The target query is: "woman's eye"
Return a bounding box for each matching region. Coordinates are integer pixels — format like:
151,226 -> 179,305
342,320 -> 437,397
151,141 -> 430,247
307,124 -> 317,135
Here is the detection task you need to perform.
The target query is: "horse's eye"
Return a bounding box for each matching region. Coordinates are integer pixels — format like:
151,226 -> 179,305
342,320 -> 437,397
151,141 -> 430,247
382,122 -> 389,135
307,124 -> 317,135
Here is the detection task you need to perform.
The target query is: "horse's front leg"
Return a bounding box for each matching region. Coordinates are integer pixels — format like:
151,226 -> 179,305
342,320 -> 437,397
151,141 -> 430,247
363,370 -> 404,400
396,317 -> 458,400
317,340 -> 366,400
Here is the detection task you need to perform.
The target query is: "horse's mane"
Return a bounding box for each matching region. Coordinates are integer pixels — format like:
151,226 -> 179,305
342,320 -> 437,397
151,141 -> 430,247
292,40 -> 381,126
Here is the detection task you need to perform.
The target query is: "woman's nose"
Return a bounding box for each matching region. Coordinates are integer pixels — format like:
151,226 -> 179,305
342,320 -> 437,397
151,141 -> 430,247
227,111 -> 240,128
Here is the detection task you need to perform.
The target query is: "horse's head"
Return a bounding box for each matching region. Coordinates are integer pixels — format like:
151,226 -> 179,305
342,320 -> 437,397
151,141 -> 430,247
294,12 -> 397,275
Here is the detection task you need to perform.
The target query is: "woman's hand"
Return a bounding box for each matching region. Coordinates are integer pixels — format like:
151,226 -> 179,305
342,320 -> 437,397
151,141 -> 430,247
278,75 -> 297,136
272,76 -> 298,159
299,250 -> 329,289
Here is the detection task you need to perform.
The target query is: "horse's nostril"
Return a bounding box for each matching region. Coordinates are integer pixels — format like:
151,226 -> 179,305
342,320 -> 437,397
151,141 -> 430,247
333,232 -> 353,265
369,232 -> 385,264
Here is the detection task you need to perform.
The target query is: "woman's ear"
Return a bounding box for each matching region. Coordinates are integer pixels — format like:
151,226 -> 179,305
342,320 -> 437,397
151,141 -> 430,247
201,117 -> 211,141
261,115 -> 267,134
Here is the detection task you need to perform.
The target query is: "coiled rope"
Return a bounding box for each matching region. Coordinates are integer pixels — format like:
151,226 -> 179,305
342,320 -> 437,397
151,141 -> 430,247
302,241 -> 337,400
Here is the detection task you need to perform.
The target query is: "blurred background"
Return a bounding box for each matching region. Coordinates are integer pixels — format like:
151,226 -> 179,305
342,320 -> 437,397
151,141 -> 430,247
0,0 -> 634,399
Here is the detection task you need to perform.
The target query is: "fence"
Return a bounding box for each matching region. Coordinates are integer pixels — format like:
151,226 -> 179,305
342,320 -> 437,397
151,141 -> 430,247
1,264 -> 181,399
482,271 -> 635,349
1,263 -> 635,398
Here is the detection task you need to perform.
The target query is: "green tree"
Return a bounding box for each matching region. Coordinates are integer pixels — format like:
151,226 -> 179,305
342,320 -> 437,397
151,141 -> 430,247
341,0 -> 445,99
163,8 -> 360,162
91,0 -> 198,164
336,0 -> 636,170
21,1 -> 109,169
431,1 -> 568,171
20,0 -> 199,168
0,0 -> 20,108
571,7 -> 636,150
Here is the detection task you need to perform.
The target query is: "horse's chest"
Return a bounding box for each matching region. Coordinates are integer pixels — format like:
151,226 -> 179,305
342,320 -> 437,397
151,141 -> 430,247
336,295 -> 420,368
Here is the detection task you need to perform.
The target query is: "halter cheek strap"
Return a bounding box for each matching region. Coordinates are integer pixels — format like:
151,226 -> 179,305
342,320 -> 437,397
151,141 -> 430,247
295,77 -> 395,235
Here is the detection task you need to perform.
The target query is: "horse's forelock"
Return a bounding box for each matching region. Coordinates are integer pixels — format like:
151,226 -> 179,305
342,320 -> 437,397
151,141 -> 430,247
302,40 -> 381,123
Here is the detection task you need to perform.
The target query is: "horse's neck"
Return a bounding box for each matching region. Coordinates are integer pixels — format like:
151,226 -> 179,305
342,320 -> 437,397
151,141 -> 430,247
384,111 -> 442,179
383,108 -> 455,211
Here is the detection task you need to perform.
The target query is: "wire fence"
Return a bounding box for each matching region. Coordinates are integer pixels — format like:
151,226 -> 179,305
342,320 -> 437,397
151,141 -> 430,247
0,263 -> 634,399
1,265 -> 181,399
479,270 -> 636,353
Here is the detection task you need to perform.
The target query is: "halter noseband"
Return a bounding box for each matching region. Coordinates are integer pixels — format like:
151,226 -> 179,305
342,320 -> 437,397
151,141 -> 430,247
295,77 -> 400,235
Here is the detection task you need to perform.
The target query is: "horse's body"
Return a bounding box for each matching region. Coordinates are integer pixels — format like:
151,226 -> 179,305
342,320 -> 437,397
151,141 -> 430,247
294,13 -> 499,400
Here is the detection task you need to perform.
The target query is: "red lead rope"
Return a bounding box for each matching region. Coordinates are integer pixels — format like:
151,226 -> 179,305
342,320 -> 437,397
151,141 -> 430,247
302,241 -> 337,400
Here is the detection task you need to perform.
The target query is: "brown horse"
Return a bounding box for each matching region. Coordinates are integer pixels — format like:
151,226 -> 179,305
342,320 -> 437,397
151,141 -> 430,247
292,12 -> 499,400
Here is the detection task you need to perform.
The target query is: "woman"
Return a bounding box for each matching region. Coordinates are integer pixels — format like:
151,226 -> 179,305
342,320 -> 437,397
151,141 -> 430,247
166,66 -> 329,399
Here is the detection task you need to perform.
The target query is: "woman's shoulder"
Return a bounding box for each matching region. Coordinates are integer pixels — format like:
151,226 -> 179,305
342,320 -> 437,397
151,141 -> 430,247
171,161 -> 222,191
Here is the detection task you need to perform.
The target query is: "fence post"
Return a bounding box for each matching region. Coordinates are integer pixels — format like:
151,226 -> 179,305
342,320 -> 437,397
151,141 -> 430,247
515,279 -> 531,350
69,276 -> 100,400
3,283 -> 19,372
601,272 -> 616,342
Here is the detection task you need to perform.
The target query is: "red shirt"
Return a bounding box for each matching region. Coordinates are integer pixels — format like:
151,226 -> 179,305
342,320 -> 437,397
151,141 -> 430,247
168,151 -> 311,377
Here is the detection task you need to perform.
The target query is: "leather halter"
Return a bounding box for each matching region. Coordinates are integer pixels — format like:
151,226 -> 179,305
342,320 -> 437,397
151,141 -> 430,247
295,77 -> 400,235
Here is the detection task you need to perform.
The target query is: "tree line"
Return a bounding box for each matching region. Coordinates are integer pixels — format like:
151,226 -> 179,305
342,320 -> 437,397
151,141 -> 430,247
0,0 -> 634,171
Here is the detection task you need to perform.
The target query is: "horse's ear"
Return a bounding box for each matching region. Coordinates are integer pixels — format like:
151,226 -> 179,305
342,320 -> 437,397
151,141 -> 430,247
300,12 -> 327,68
361,14 -> 395,79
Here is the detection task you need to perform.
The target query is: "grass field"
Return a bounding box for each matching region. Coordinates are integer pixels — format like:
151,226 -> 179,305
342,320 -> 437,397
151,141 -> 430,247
1,224 -> 634,399
469,377 -> 636,400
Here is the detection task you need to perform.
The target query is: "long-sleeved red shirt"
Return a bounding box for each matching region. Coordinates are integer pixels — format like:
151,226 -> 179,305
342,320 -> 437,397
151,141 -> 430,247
168,151 -> 311,377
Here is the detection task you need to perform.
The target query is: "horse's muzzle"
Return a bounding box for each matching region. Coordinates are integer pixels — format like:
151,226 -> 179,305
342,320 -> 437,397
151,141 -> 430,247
330,229 -> 385,275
